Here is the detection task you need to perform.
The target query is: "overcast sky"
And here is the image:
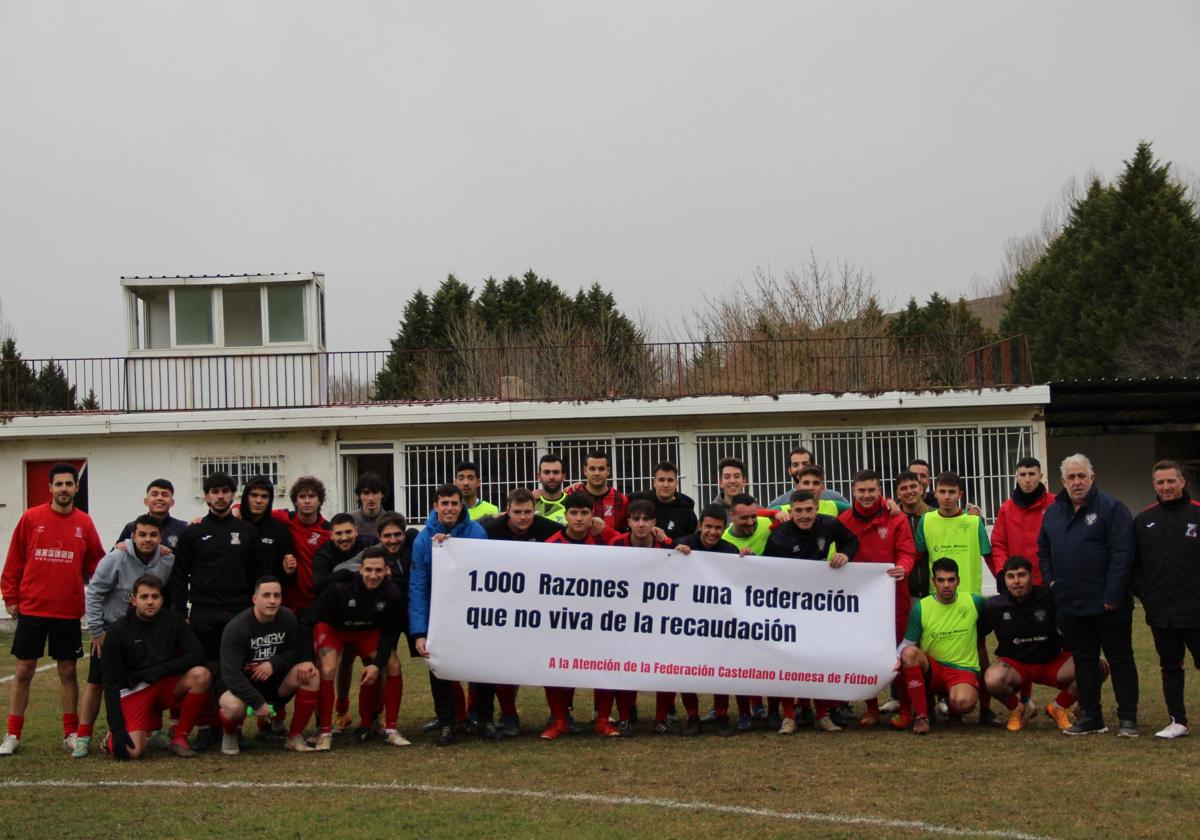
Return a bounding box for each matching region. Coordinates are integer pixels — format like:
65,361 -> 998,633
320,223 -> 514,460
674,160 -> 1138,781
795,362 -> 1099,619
2,1 -> 1197,359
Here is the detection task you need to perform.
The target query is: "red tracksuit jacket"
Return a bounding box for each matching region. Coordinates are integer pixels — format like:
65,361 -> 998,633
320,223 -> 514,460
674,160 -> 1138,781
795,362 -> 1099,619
990,489 -> 1054,584
839,501 -> 916,639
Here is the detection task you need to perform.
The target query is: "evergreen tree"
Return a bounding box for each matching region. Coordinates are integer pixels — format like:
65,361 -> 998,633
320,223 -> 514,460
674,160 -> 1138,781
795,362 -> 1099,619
1001,142 -> 1200,380
35,361 -> 77,410
0,337 -> 39,411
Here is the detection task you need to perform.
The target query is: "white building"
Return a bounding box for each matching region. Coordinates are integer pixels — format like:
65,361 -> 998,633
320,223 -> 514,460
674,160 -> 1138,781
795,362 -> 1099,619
0,274 -> 1047,614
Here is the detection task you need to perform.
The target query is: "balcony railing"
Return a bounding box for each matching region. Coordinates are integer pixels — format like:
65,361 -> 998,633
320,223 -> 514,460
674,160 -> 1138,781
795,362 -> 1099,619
0,334 -> 1032,415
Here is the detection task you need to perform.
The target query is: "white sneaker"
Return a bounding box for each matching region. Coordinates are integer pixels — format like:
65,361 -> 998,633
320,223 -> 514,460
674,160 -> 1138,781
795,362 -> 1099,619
0,734 -> 19,756
880,699 -> 901,714
220,732 -> 240,755
284,735 -> 315,753
384,731 -> 412,747
313,732 -> 333,751
63,733 -> 78,752
936,699 -> 949,718
777,718 -> 797,735
1155,721 -> 1190,740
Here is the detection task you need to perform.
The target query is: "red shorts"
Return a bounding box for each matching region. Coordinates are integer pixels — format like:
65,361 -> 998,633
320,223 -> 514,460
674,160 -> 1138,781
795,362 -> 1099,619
928,659 -> 978,694
119,675 -> 180,733
313,623 -> 380,661
999,651 -> 1071,688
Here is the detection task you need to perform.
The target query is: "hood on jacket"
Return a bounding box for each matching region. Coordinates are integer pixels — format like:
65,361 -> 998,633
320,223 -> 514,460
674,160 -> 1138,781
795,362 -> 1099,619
425,505 -> 475,536
240,475 -> 277,522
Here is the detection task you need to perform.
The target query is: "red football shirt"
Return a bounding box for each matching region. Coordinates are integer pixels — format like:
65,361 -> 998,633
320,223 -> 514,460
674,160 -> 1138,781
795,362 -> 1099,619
271,508 -> 330,612
2,504 -> 105,619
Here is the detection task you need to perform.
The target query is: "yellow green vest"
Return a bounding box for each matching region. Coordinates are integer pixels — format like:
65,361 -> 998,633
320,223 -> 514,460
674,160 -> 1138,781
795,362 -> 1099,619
535,493 -> 568,524
920,511 -> 984,595
722,517 -> 773,555
915,592 -> 982,672
467,500 -> 499,520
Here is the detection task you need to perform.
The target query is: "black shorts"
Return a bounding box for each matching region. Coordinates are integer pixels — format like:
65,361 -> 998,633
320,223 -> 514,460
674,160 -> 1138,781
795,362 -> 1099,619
87,653 -> 104,685
256,671 -> 293,709
11,615 -> 83,662
189,610 -> 240,662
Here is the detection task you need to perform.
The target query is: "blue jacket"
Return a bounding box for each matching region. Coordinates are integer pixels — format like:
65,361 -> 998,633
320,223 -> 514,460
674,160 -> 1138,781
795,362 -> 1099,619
408,509 -> 487,639
1038,484 -> 1134,617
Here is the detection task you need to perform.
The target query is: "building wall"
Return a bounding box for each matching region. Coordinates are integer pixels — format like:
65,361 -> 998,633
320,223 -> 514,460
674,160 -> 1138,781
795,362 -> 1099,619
1047,433 -> 1157,511
0,428 -> 337,558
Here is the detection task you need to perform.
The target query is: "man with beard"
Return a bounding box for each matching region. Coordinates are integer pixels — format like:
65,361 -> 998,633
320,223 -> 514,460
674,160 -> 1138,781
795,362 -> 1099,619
169,472 -> 265,751
100,574 -> 210,760
312,514 -> 375,595
2,463 -> 105,756
630,461 -> 697,542
532,453 -> 569,524
839,470 -> 915,727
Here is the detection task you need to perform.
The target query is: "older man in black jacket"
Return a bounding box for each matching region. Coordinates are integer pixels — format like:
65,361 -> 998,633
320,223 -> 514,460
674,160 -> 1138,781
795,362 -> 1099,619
1039,453 -> 1138,737
1133,459 -> 1200,740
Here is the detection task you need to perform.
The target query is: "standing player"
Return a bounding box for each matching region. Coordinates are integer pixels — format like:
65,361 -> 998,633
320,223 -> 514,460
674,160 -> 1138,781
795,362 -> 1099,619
75,516 -> 175,758
630,461 -> 697,542
769,447 -> 850,507
839,470 -> 915,726
609,499 -> 677,735
913,471 -> 996,725
312,514 -> 373,595
566,449 -> 629,532
350,472 -> 388,539
895,559 -> 988,735
271,476 -> 332,617
240,476 -> 296,585
217,576 -> 320,754
169,472 -> 265,750
305,548 -> 409,749
982,557 -> 1081,732
542,493 -> 623,739
455,461 -> 500,521
101,574 -> 210,760
115,478 -> 189,550
764,491 -> 859,732
990,458 -> 1053,584
532,453 -> 569,523
1,463 -> 105,756
1132,459 -> 1200,740
408,484 -> 489,745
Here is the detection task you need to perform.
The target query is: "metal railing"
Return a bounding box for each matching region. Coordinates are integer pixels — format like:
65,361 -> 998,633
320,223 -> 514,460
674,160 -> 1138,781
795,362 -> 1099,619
0,334 -> 1032,415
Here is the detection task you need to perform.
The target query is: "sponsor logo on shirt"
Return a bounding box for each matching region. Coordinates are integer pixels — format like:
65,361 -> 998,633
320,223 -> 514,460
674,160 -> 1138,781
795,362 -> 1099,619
261,537 -> 274,545
348,598 -> 357,608
33,547 -> 77,563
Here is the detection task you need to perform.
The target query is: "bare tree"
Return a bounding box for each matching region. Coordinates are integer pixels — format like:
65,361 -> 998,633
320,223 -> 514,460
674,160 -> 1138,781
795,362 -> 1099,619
1117,308 -> 1200,378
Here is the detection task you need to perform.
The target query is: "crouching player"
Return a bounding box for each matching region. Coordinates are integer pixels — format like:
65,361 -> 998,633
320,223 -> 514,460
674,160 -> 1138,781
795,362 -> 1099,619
895,559 -> 987,735
218,576 -> 320,754
305,547 -> 409,749
983,556 -> 1084,731
101,574 -> 210,760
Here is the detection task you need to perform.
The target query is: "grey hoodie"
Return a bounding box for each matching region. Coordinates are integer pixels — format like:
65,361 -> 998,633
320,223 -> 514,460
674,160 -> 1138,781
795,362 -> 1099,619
85,542 -> 175,637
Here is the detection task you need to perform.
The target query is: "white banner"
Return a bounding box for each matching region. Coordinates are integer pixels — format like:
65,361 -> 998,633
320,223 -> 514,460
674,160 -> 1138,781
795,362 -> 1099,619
428,539 -> 897,701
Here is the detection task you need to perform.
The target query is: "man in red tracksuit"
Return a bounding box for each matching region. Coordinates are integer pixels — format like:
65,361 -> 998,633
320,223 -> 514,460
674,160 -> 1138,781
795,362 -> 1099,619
272,475 -> 332,615
990,457 -> 1053,584
542,493 -> 623,739
2,463 -> 105,755
839,469 -> 916,726
566,449 -> 629,533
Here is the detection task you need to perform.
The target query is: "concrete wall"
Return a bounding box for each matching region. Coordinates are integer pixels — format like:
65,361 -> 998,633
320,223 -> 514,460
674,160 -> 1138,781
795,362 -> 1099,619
1048,433 -> 1157,512
0,428 -> 338,550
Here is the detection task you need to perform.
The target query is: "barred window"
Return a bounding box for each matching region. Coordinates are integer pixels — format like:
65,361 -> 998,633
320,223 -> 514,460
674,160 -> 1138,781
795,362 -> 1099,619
546,436 -> 679,497
194,455 -> 284,497
402,441 -> 539,519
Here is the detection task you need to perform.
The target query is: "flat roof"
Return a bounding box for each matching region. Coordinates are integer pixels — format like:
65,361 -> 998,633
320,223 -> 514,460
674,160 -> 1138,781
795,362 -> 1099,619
120,272 -> 323,288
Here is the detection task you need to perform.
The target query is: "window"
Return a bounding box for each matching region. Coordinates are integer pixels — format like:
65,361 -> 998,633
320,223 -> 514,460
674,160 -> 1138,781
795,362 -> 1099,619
223,287 -> 263,347
694,433 -> 800,505
926,426 -> 981,511
135,292 -> 171,350
402,441 -> 540,518
864,429 -> 918,499
979,426 -> 1038,520
174,287 -> 214,345
317,287 -> 327,348
268,285 -> 306,343
694,434 -> 749,504
194,455 -> 284,497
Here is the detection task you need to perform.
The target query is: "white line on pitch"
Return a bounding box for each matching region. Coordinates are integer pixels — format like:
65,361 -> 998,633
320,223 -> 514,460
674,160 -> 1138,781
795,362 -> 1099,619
0,779 -> 1057,840
0,663 -> 56,684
